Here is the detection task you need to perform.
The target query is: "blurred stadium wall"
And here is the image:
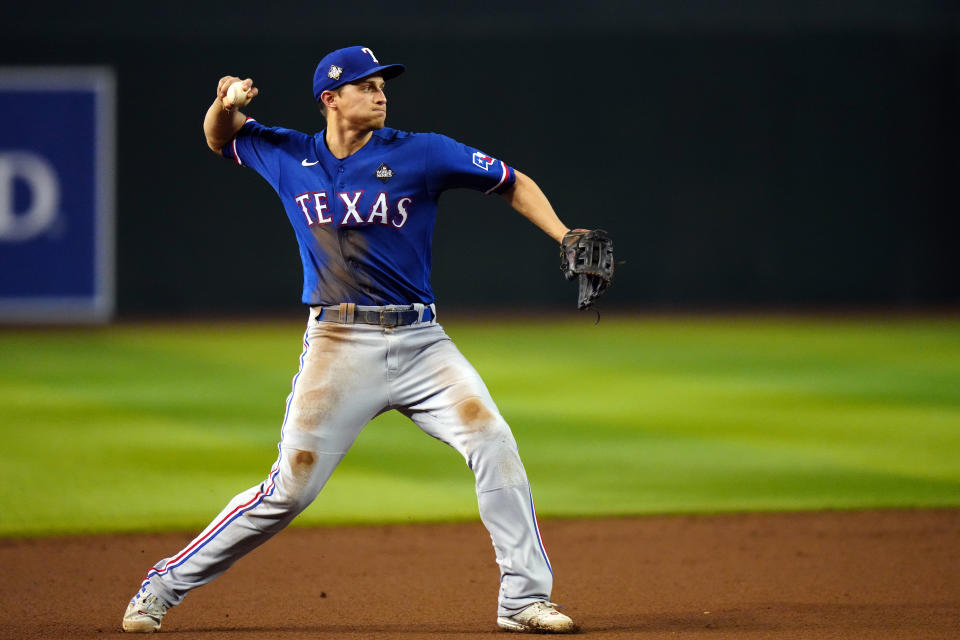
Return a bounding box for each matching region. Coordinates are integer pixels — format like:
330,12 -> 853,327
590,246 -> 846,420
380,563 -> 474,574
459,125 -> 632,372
1,1 -> 956,316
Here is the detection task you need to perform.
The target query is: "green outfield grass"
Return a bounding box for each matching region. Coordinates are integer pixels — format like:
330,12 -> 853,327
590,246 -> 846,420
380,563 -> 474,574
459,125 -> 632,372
1,314 -> 958,536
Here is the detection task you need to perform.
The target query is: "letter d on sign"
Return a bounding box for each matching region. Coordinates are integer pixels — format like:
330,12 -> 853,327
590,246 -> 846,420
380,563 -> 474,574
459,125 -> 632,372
0,152 -> 60,242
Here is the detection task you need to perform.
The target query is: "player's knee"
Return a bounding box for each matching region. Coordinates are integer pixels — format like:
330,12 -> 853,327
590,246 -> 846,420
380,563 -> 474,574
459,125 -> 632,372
467,432 -> 519,466
456,397 -> 510,439
273,449 -> 324,511
454,397 -> 510,442
464,415 -> 516,455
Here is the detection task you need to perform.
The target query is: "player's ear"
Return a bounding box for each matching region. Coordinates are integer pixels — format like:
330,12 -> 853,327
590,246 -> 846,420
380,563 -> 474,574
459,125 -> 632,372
320,90 -> 338,112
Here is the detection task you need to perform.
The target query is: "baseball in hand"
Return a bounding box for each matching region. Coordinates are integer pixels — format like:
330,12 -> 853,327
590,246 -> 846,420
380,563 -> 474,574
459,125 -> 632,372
224,81 -> 252,109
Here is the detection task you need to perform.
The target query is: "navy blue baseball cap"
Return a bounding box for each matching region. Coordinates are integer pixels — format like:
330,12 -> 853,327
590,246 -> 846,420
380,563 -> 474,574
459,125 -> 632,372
313,46 -> 405,102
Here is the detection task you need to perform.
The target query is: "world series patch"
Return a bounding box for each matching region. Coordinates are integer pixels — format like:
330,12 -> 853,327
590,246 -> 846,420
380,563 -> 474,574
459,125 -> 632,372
375,162 -> 395,183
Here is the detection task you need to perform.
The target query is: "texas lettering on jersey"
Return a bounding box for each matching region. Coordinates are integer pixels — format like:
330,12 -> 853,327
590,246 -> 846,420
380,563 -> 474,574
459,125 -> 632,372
293,191 -> 412,228
223,121 -> 515,306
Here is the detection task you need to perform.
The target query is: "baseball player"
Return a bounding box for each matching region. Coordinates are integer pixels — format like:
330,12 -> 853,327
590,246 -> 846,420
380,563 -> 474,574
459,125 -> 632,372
122,45 -> 582,634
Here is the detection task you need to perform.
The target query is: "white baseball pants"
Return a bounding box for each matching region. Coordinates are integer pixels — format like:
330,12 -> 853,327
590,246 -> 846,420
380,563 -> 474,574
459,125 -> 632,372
138,310 -> 554,617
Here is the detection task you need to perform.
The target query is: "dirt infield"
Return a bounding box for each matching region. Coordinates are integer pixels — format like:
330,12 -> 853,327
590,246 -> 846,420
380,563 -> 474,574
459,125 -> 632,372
1,509 -> 957,639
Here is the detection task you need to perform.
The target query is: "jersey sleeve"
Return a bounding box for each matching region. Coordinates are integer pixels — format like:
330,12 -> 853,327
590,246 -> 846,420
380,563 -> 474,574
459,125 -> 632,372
424,133 -> 516,196
221,119 -> 302,188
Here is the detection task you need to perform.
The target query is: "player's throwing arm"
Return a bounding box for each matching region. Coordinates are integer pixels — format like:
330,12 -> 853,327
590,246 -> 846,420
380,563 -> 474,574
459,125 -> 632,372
204,76 -> 258,153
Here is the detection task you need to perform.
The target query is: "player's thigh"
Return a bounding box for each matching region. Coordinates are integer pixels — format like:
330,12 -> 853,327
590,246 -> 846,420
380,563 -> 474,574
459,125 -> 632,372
398,330 -> 517,455
282,323 -> 388,453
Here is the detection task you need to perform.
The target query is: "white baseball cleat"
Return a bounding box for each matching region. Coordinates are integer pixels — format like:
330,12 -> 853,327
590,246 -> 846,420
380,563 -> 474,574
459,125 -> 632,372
497,601 -> 576,633
122,592 -> 170,633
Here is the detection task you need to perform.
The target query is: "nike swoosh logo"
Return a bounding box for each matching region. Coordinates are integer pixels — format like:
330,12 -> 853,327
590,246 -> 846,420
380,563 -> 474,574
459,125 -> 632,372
301,159 -> 319,167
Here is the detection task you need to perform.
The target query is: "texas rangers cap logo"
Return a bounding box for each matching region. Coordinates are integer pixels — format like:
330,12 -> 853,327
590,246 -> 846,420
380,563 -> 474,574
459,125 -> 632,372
472,151 -> 495,171
328,65 -> 343,80
374,162 -> 395,183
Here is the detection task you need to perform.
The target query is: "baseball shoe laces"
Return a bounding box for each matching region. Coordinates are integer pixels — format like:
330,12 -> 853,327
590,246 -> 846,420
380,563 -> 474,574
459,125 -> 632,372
122,592 -> 170,633
496,601 -> 577,633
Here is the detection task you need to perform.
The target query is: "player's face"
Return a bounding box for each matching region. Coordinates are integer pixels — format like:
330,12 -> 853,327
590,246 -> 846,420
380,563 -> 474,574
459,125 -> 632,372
335,75 -> 388,130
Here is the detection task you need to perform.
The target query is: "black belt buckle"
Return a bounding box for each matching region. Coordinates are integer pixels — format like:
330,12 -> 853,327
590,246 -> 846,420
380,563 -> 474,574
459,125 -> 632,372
380,309 -> 400,327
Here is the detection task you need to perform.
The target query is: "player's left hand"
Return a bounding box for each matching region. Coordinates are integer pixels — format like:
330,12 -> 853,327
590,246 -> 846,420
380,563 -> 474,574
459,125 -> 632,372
560,229 -> 614,310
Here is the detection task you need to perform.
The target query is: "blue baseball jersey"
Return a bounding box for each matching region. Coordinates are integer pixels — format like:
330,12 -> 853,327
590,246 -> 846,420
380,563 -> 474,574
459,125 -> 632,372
222,120 -> 515,306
